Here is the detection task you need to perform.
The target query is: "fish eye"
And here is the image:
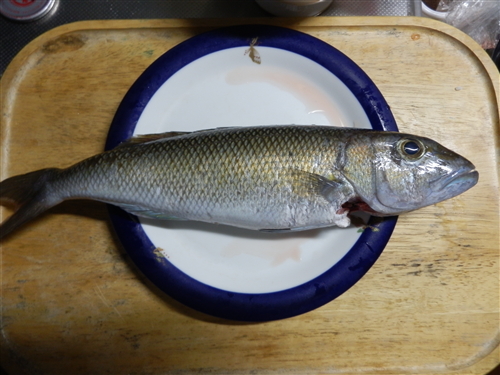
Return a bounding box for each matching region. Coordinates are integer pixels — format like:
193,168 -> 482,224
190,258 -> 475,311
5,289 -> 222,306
398,138 -> 425,160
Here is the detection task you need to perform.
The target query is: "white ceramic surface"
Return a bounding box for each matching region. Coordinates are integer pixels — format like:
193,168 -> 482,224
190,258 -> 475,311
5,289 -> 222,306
421,1 -> 448,20
134,46 -> 371,294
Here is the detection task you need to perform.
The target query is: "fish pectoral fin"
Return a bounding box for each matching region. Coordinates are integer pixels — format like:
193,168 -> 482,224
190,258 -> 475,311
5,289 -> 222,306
291,170 -> 354,204
116,203 -> 187,221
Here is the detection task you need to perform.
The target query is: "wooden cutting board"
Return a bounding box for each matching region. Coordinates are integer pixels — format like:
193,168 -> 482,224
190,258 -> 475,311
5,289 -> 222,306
1,17 -> 499,375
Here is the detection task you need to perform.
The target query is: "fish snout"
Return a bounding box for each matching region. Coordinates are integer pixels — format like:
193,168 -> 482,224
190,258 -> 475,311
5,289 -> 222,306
430,164 -> 478,200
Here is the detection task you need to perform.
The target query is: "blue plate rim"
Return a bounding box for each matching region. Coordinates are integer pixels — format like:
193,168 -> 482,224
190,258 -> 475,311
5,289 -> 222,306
106,24 -> 398,322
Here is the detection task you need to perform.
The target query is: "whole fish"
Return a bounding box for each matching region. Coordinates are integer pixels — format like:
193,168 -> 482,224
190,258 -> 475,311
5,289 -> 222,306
0,125 -> 478,239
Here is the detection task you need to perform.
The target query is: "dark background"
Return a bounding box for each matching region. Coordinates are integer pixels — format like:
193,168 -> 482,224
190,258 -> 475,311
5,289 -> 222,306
0,0 -> 419,76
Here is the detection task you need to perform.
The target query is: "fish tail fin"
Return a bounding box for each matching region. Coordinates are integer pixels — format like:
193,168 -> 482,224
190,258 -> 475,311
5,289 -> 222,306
0,168 -> 61,240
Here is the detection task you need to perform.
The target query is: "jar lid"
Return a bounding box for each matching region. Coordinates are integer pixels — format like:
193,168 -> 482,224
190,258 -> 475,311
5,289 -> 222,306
0,0 -> 57,22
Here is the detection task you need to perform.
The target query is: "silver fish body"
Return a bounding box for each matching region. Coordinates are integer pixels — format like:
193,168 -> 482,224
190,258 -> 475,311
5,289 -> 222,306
0,126 -> 478,239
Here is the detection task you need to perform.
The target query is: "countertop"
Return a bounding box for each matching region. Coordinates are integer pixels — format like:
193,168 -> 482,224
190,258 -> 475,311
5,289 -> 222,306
1,16 -> 499,374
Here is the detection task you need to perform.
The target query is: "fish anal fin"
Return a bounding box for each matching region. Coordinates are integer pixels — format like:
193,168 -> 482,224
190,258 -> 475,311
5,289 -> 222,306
117,203 -> 187,221
259,228 -> 291,233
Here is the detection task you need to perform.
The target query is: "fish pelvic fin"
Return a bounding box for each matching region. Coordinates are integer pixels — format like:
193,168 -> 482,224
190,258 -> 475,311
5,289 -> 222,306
0,168 -> 61,240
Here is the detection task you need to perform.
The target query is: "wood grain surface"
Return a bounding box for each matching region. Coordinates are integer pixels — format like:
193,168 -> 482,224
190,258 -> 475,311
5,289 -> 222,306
0,17 -> 499,375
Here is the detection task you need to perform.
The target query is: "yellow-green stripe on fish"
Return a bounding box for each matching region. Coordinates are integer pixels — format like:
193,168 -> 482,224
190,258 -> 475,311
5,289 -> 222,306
0,125 -> 478,239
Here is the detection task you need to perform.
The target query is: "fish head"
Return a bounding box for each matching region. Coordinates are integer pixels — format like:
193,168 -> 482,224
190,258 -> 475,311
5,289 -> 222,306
346,132 -> 479,216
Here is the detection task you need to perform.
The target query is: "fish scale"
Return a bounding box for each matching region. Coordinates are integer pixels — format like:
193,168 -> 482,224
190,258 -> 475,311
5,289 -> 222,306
0,125 -> 478,239
101,126 -> 345,228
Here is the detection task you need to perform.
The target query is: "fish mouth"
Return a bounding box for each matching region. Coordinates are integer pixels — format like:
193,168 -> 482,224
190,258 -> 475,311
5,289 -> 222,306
433,167 -> 479,196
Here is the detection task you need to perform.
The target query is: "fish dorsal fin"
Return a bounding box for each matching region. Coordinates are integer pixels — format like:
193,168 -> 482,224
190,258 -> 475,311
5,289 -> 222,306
116,131 -> 191,148
115,127 -> 240,149
290,169 -> 354,204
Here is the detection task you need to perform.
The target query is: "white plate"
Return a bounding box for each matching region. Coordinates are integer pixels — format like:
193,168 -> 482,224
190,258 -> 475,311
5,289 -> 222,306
106,25 -> 398,321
